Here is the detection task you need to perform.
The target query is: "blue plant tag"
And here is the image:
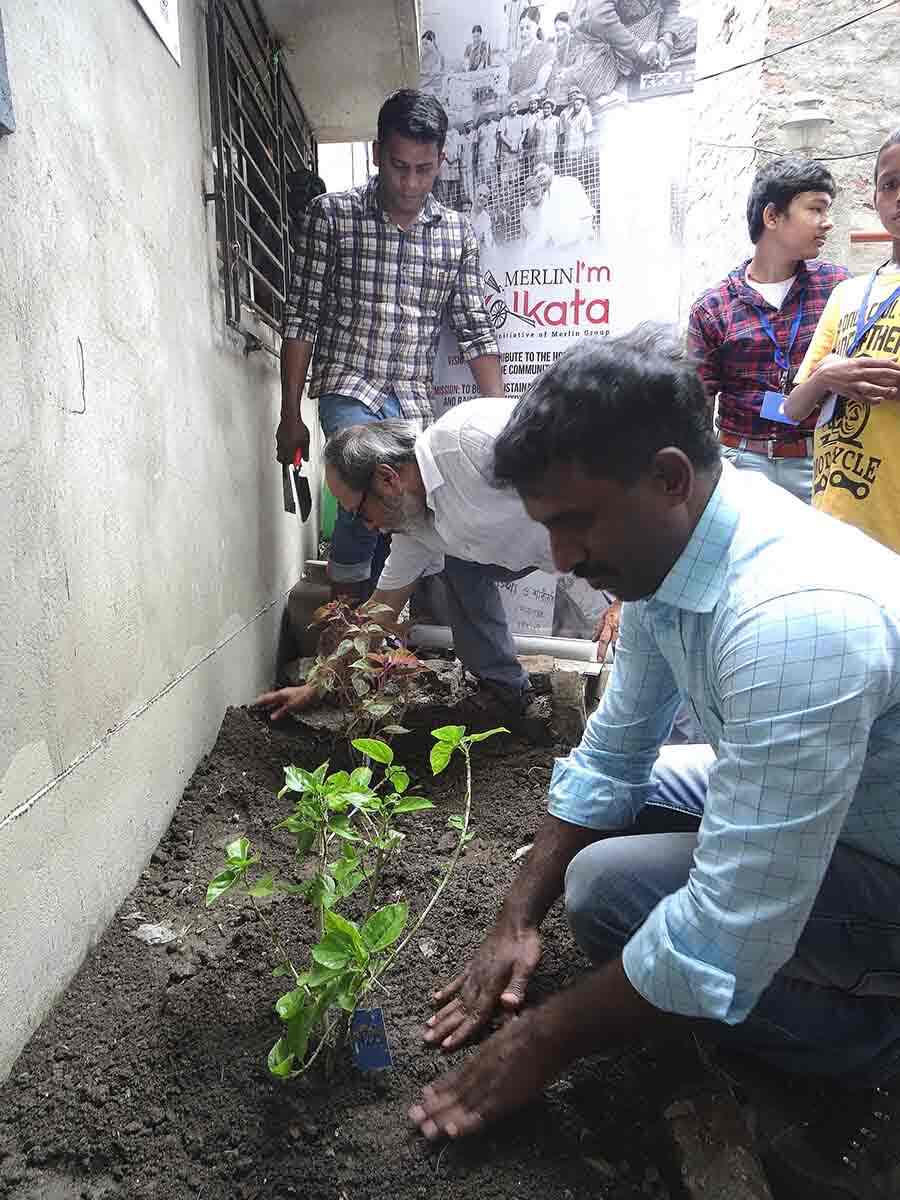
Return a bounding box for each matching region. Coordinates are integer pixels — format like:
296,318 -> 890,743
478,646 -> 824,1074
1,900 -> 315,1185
350,1007 -> 394,1072
760,390 -> 798,425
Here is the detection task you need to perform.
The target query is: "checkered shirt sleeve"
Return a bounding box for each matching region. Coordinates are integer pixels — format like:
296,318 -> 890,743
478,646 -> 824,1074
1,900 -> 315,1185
549,591 -> 896,1025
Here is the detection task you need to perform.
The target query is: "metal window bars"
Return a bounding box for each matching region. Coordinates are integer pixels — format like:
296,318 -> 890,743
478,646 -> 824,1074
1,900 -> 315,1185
205,0 -> 317,342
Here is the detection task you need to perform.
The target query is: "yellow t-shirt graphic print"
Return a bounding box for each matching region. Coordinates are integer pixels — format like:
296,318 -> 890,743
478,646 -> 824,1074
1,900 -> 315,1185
795,270 -> 900,552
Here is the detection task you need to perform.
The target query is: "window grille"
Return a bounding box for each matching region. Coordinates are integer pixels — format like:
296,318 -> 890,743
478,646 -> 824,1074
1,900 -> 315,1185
205,0 -> 317,339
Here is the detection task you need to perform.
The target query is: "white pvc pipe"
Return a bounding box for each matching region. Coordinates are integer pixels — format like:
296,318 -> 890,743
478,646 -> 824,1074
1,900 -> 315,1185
408,623 -> 598,662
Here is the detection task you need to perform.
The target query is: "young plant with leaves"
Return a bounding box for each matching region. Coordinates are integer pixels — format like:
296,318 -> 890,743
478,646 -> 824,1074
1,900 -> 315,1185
205,725 -> 505,1078
304,599 -> 428,740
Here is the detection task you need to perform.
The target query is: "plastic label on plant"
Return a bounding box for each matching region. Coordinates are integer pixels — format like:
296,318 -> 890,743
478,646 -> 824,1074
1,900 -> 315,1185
350,1007 -> 394,1072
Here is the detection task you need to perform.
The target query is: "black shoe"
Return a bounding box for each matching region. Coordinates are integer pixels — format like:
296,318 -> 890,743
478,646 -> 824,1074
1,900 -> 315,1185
762,1085 -> 900,1200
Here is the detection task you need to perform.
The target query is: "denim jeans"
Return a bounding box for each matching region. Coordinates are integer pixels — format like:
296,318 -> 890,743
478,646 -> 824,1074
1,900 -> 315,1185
720,445 -> 813,504
436,558 -> 531,696
318,393 -> 403,586
564,744 -> 900,1085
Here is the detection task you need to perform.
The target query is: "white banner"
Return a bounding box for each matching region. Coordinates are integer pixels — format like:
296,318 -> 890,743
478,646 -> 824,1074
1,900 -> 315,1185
421,1 -> 700,637
133,0 -> 181,65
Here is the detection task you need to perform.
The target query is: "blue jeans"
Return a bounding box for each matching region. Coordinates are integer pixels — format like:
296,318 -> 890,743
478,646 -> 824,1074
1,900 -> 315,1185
440,559 -> 531,696
318,393 -> 403,586
564,744 -> 900,1085
720,444 -> 813,503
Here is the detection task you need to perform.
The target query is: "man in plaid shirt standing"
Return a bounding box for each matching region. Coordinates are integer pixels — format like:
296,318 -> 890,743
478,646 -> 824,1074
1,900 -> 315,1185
278,90 -> 503,600
688,158 -> 849,502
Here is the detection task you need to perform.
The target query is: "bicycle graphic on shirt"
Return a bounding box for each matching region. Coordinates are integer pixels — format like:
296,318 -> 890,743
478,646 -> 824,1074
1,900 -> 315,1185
814,397 -> 874,501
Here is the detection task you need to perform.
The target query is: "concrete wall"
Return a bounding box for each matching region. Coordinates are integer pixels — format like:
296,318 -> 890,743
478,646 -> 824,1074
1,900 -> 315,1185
680,0 -> 769,314
0,0 -> 317,1078
681,0 -> 900,316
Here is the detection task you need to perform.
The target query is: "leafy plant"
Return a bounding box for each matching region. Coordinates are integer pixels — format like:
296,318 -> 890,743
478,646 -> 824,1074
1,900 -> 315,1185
206,724 -> 506,1077
304,599 -> 429,741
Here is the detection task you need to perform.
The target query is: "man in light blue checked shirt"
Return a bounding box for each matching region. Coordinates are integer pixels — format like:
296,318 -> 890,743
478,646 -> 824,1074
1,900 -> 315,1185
409,325 -> 900,1187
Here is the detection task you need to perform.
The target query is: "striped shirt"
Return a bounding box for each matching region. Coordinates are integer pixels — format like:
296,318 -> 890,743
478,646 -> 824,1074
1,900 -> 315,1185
548,463 -> 900,1024
282,177 -> 499,426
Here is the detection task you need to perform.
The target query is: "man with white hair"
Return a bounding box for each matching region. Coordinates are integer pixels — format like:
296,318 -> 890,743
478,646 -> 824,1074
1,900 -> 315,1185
256,401 -> 556,730
534,159 -> 594,245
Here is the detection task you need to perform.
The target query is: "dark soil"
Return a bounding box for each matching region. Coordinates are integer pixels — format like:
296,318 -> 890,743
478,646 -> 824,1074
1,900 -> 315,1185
0,707 -> 803,1200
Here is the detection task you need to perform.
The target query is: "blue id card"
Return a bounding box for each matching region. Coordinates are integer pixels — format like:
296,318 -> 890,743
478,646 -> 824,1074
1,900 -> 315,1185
350,1007 -> 394,1072
760,390 -> 799,425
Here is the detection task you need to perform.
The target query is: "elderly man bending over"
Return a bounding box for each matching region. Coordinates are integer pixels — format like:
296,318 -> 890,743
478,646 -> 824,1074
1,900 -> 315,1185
257,400 -> 556,728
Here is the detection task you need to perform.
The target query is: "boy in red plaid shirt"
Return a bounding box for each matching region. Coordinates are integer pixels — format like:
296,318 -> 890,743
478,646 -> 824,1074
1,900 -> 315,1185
688,158 -> 849,501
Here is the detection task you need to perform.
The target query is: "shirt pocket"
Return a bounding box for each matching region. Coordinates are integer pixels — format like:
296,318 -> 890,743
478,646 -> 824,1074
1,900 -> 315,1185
405,237 -> 458,314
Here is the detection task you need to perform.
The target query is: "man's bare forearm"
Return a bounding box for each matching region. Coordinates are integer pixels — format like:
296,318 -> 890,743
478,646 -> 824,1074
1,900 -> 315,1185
468,353 -> 505,397
280,337 -> 314,420
499,814 -> 604,932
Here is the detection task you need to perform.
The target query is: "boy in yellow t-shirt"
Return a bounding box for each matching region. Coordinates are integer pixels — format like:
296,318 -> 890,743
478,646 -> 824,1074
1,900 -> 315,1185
786,129 -> 900,551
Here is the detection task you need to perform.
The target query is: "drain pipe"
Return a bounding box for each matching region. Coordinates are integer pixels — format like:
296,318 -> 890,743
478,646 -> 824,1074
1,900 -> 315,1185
407,624 -> 600,662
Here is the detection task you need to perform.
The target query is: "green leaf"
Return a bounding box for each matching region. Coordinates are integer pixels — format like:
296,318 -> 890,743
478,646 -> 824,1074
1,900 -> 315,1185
272,964 -> 290,978
387,768 -> 410,794
336,976 -> 364,1012
464,726 -> 509,744
351,676 -> 371,697
311,933 -> 351,970
430,741 -> 454,776
306,963 -> 344,987
351,738 -> 394,765
311,762 -> 329,786
284,996 -> 321,1061
361,902 -> 408,952
381,724 -> 410,737
349,766 -> 372,788
224,836 -> 252,864
354,636 -> 370,658
393,795 -> 434,813
206,868 -> 239,906
267,1038 -> 295,1078
282,765 -> 314,794
275,881 -> 308,895
274,988 -> 307,1021
447,814 -> 467,831
295,827 -> 316,854
324,909 -> 369,963
337,870 -> 365,898
306,872 -> 338,910
325,770 -> 350,791
334,638 -> 355,657
246,873 -> 275,898
431,725 -> 466,744
329,815 -> 360,842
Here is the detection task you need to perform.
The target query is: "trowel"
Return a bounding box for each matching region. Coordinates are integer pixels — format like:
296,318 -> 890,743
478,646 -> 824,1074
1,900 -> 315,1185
283,449 -> 312,523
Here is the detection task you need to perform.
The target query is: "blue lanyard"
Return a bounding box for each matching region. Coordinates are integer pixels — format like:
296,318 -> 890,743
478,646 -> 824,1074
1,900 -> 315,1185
848,269 -> 900,357
753,293 -> 805,372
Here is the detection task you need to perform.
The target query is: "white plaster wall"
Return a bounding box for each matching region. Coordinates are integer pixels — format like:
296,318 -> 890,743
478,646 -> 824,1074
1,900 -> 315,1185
0,0 -> 317,1078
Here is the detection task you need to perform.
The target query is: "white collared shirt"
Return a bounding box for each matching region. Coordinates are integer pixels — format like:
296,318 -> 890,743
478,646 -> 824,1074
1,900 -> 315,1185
377,398 -> 555,590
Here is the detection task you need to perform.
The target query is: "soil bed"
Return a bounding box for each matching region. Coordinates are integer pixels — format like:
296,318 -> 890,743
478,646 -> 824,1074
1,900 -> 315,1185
0,707 -> 803,1200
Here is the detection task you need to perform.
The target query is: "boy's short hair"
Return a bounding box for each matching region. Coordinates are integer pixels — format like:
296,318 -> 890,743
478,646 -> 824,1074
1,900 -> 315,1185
874,129 -> 900,184
377,89 -> 448,152
746,157 -> 836,244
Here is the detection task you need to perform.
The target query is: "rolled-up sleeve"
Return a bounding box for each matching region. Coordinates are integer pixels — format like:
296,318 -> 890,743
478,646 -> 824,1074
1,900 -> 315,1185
446,223 -> 499,363
622,591 -> 894,1024
377,534 -> 445,592
282,200 -> 335,343
548,602 -> 681,829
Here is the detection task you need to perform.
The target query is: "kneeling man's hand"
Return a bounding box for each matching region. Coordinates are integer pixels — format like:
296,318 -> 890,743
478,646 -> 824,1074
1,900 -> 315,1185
423,923 -> 542,1051
253,683 -> 318,721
